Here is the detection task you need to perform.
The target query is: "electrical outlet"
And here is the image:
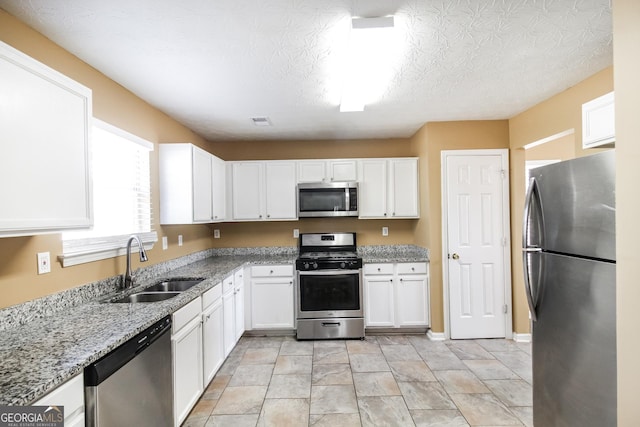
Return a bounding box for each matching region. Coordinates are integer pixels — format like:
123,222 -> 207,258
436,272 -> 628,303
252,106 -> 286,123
178,235 -> 183,246
37,252 -> 51,274
214,229 -> 221,239
382,227 -> 389,237
293,229 -> 299,238
162,236 -> 168,250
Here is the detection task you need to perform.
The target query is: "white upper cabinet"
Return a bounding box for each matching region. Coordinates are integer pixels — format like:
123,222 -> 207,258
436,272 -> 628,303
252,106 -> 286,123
358,158 -> 419,219
159,143 -> 226,224
0,41 -> 93,237
582,91 -> 615,148
230,161 -> 297,221
297,159 -> 357,182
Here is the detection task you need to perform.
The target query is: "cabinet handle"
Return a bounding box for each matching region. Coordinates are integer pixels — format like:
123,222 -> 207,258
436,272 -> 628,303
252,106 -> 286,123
377,268 -> 381,272
259,214 -> 263,218
411,267 -> 415,271
384,213 -> 387,216
267,214 -> 270,218
400,278 -> 403,282
393,212 -> 395,216
289,281 -> 293,285
270,270 -> 274,274
206,314 -> 212,320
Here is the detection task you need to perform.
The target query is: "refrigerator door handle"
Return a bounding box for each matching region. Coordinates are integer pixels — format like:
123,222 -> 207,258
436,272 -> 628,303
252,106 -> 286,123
522,177 -> 540,321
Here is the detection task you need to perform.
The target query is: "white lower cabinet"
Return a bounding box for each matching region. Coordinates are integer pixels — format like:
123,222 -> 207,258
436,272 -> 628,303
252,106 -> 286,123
234,269 -> 246,339
364,262 -> 429,328
221,269 -> 245,357
34,373 -> 84,426
250,265 -> 295,329
172,298 -> 203,426
202,285 -> 224,386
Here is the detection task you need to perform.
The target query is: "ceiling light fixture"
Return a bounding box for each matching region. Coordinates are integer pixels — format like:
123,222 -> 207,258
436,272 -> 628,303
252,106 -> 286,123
251,117 -> 272,126
340,16 -> 395,113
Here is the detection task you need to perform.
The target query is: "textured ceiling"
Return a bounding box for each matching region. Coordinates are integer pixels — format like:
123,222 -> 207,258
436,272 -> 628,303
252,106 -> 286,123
0,0 -> 612,141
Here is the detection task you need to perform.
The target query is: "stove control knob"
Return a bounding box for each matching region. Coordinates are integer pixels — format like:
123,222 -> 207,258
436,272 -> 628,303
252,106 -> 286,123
312,262 -> 318,269
340,262 -> 346,269
303,262 -> 310,270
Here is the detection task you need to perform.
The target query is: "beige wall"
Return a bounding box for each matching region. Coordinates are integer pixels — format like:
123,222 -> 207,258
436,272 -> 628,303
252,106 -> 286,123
0,10 -> 216,309
410,121 -> 511,332
613,0 -> 640,424
507,67 -> 614,333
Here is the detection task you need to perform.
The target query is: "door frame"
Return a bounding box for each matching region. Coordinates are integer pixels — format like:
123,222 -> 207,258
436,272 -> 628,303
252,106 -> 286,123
440,149 -> 513,340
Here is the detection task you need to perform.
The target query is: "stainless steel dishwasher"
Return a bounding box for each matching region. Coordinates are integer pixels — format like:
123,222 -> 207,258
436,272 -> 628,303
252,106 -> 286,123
85,315 -> 173,426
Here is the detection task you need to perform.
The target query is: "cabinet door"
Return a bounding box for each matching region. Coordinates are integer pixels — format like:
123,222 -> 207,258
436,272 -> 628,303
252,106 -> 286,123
389,159 -> 419,218
358,160 -> 388,218
251,277 -> 294,329
232,162 -> 263,220
211,154 -> 226,221
396,274 -> 429,326
582,91 -> 615,148
222,289 -> 236,357
202,299 -> 224,386
0,42 -> 92,236
297,160 -> 327,182
172,317 -> 203,426
192,146 -> 213,222
265,161 -> 297,219
364,275 -> 395,327
328,160 -> 357,182
234,283 -> 245,341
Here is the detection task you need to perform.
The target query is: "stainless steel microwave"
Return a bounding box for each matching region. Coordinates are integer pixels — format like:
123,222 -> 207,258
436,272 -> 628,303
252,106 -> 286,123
297,182 -> 358,217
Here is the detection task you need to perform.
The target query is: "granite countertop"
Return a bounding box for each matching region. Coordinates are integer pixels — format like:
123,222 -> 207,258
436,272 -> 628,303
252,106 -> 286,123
0,246 -> 427,406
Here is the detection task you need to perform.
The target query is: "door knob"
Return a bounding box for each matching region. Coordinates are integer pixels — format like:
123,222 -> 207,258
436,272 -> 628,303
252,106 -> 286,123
452,253 -> 460,260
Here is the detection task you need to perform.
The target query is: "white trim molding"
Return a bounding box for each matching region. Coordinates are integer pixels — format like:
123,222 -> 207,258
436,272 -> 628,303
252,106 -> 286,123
512,333 -> 532,343
427,330 -> 446,341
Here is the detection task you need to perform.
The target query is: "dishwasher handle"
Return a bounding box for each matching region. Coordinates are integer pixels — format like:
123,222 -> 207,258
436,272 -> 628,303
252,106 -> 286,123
85,315 -> 172,386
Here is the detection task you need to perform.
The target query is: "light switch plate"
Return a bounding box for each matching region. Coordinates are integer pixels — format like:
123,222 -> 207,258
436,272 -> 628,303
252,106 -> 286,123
178,235 -> 183,246
293,229 -> 299,238
37,252 -> 51,274
162,236 -> 168,250
214,229 -> 220,239
382,227 -> 389,237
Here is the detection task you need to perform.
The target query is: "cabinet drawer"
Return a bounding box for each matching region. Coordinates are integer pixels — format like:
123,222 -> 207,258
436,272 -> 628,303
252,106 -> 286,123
202,283 -> 222,310
173,297 -> 201,333
251,265 -> 293,277
363,264 -> 394,275
34,373 -> 84,414
396,263 -> 427,275
222,275 -> 234,293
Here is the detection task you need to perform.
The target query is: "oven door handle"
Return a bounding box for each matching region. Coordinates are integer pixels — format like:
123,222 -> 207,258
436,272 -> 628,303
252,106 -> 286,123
297,269 -> 361,276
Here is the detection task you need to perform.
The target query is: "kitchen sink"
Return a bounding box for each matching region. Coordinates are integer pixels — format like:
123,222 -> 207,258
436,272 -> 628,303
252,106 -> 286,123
144,278 -> 204,293
110,291 -> 182,303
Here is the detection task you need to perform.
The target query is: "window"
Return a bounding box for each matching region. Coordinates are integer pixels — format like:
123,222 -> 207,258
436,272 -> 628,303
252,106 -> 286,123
60,119 -> 157,267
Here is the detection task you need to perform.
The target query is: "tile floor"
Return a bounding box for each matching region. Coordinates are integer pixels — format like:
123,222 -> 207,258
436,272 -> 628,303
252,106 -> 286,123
183,335 -> 533,427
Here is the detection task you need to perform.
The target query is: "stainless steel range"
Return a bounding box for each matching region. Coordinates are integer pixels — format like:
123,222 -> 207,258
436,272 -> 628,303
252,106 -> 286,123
295,232 -> 365,340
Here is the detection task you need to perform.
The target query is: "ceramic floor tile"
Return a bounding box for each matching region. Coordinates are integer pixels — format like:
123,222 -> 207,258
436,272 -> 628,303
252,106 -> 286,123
446,341 -> 495,360
188,398 -> 217,418
358,395 -> 415,427
279,339 -> 314,355
516,342 -> 532,355
228,364 -> 274,386
450,393 -> 522,426
313,346 -> 350,364
310,384 -> 359,414
206,414 -> 260,427
216,354 -> 243,375
389,360 -> 437,382
350,353 -> 390,372
273,355 -> 313,374
397,381 -> 457,410
346,338 -> 381,354
213,385 -> 267,415
483,379 -> 533,407
462,360 -> 520,380
510,406 -> 534,427
475,339 -> 521,353
257,398 -> 309,427
376,335 -> 410,345
265,374 -> 311,399
247,336 -> 286,348
420,350 -> 468,371
408,336 -> 451,353
409,409 -> 470,427
380,344 -> 422,361
309,413 -> 362,427
492,351 -> 533,384
183,416 -> 209,427
434,370 -> 490,394
241,347 -> 280,365
353,371 -> 401,396
314,340 -> 347,349
204,375 -> 231,400
312,363 -> 353,385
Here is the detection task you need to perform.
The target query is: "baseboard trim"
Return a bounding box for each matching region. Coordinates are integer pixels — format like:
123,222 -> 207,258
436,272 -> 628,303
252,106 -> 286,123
512,332 -> 532,343
427,330 -> 446,341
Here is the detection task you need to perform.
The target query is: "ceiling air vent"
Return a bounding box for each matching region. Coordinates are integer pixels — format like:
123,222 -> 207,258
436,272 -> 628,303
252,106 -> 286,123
251,117 -> 272,126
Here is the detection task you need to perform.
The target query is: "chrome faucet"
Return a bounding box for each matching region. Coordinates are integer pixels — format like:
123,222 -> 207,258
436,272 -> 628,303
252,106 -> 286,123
122,235 -> 148,290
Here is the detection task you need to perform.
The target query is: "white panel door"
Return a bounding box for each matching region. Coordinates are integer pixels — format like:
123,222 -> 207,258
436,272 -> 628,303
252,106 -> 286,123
444,152 -> 509,339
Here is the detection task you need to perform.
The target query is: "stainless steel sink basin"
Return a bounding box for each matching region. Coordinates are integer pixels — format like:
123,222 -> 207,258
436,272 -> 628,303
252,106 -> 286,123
110,292 -> 182,303
144,278 -> 204,293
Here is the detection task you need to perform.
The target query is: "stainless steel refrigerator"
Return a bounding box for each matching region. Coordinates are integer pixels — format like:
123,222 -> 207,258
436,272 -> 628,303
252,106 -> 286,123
522,150 -> 616,427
